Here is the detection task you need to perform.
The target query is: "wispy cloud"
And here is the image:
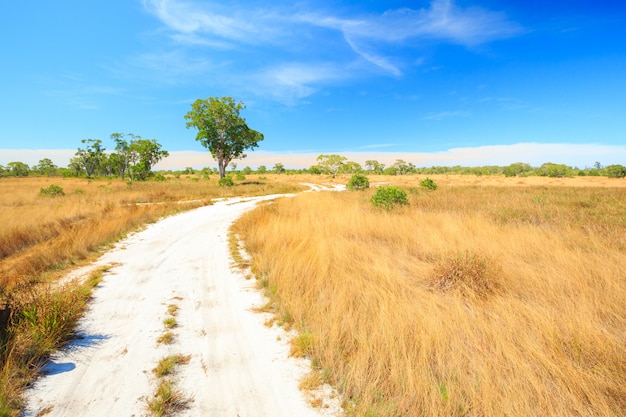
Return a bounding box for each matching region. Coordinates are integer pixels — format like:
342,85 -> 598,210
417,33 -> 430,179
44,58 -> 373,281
140,0 -> 523,101
422,110 -> 471,120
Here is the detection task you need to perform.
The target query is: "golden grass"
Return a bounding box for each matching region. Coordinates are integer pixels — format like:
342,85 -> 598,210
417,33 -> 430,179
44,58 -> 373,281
233,175 -> 626,417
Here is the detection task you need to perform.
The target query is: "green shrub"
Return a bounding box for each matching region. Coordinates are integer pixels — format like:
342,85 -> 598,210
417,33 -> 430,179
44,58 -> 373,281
605,164 -> 626,178
420,177 -> 438,191
347,173 -> 370,190
371,186 -> 408,210
235,172 -> 246,181
39,184 -> 65,197
219,176 -> 234,187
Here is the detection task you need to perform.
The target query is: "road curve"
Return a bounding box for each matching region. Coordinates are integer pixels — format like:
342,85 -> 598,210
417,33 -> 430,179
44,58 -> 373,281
23,194 -> 340,417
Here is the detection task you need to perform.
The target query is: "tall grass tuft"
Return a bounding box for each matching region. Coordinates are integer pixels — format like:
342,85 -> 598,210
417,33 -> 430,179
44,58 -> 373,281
233,179 -> 626,417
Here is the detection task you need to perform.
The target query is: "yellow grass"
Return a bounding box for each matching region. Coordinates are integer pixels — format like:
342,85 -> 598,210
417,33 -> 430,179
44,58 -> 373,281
233,175 -> 626,417
0,175 -> 307,291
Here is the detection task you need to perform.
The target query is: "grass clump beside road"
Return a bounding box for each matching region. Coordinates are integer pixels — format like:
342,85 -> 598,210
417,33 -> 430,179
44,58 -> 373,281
233,175 -> 626,417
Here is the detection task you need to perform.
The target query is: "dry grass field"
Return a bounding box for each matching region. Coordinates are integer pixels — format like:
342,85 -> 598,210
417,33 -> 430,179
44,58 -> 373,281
0,174 -> 306,416
233,174 -> 626,417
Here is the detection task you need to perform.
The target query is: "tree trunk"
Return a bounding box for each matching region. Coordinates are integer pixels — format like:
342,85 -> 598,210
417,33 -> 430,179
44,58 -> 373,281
218,159 -> 226,179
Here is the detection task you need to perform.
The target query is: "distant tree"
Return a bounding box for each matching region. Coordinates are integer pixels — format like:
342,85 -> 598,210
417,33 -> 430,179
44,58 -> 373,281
392,159 -> 415,175
257,165 -> 267,175
67,157 -> 83,177
503,162 -> 532,177
7,161 -> 30,177
185,96 -> 264,179
34,158 -> 58,176
308,165 -> 323,175
316,154 -> 347,178
605,164 -> 626,178
339,161 -> 363,174
382,166 -> 398,176
111,133 -> 135,180
538,162 -> 573,178
0,165 -> 5,177
365,160 -> 385,174
242,166 -> 252,175
130,138 -> 169,181
273,163 -> 285,174
75,139 -> 105,178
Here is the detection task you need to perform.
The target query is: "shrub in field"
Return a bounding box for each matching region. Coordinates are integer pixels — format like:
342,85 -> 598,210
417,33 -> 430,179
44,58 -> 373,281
605,164 -> 626,178
370,186 -> 408,210
420,177 -> 438,191
347,173 -> 369,190
430,250 -> 502,298
39,184 -> 64,197
218,176 -> 234,187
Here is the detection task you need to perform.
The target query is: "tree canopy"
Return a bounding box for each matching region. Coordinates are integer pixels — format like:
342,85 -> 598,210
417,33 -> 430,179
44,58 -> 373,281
185,96 -> 264,178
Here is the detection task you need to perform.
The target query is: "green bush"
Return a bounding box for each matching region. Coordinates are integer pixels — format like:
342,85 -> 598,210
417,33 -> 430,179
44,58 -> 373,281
347,173 -> 370,190
219,176 -> 234,187
420,177 -> 438,191
39,184 -> 65,197
605,164 -> 626,178
371,186 -> 408,210
235,172 -> 246,181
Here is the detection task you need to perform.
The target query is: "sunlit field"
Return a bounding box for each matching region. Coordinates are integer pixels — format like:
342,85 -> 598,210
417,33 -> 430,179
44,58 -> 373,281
0,174 -> 308,416
233,175 -> 626,417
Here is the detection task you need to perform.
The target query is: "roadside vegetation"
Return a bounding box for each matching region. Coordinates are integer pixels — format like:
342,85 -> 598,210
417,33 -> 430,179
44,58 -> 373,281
0,174 -> 305,416
233,175 -> 626,417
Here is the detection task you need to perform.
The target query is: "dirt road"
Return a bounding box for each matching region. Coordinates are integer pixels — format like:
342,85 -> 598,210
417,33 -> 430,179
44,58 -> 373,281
22,193 -> 341,417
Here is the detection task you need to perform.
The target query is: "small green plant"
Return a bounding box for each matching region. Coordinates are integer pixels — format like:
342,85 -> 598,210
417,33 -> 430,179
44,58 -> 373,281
218,176 -> 234,187
163,317 -> 176,329
73,188 -> 85,195
420,177 -> 438,191
166,304 -> 178,316
290,332 -> 314,357
39,184 -> 65,197
370,186 -> 408,210
235,172 -> 246,181
347,173 -> 370,190
157,331 -> 174,344
147,379 -> 190,417
153,354 -> 191,378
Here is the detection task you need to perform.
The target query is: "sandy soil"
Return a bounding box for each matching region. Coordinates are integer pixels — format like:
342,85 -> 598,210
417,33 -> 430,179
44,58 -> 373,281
22,191 -> 342,417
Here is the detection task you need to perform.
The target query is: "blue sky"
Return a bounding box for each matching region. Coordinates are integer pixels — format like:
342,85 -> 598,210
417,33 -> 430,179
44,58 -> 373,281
1,0 -> 625,169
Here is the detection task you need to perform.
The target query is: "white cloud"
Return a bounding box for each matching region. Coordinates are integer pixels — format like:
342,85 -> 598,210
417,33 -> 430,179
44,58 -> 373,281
140,0 -> 524,98
3,144 -> 624,171
422,110 -> 470,120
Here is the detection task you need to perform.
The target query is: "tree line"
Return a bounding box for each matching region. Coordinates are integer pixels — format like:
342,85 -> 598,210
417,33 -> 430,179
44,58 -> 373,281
1,94 -> 625,180
2,154 -> 625,180
0,133 -> 169,180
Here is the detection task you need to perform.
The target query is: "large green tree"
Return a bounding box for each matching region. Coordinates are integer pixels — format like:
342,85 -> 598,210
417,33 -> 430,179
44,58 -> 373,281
184,96 -> 264,179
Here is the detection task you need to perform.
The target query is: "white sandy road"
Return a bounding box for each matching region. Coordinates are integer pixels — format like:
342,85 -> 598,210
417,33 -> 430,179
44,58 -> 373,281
22,192 -> 342,417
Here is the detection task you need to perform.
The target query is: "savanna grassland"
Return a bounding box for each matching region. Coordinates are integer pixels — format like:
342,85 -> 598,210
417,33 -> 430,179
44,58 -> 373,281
0,174 -> 306,416
233,175 -> 626,417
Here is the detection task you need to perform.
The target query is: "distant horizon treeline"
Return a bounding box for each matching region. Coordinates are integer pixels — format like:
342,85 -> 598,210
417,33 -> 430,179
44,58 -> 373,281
1,154 -> 625,179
